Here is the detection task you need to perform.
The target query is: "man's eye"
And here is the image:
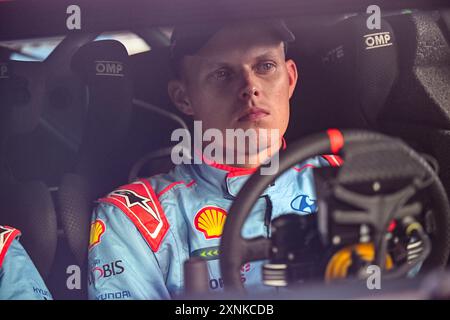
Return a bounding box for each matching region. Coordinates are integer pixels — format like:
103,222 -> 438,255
256,62 -> 276,73
213,69 -> 231,80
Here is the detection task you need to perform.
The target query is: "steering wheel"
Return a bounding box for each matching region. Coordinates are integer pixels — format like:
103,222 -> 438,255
219,129 -> 450,293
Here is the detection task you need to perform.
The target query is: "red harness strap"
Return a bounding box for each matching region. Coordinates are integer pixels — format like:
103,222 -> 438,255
321,154 -> 344,167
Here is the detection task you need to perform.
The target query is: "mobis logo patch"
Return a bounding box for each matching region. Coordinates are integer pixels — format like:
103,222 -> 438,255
89,260 -> 125,285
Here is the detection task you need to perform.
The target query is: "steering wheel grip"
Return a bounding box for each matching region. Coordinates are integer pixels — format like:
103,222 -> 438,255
219,130 -> 450,293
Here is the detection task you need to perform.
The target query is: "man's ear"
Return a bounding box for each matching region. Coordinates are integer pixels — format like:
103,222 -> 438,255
168,80 -> 194,115
285,59 -> 298,99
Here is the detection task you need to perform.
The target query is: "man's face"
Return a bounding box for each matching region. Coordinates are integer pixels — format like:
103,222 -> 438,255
169,22 -> 298,151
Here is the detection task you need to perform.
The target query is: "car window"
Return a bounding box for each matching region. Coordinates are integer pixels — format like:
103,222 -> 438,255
0,32 -> 150,62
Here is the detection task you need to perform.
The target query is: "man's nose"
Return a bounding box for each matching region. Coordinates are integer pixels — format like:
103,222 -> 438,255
239,72 -> 260,100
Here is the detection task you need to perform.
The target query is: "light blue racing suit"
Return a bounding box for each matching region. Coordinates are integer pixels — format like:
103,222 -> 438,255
0,226 -> 53,299
88,155 -> 341,300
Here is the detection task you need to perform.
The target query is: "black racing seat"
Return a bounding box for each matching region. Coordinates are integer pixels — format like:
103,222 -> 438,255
288,11 -> 450,263
379,11 -> 450,209
0,57 -> 57,280
57,40 -> 134,277
286,14 -> 398,141
58,38 -> 190,299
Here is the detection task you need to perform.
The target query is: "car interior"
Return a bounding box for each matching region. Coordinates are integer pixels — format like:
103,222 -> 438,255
1,0 -> 450,299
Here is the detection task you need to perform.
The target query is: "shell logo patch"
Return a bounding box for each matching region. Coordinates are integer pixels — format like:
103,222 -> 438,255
194,206 -> 227,239
89,219 -> 106,250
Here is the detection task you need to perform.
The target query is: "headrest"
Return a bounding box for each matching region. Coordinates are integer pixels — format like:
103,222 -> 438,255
71,40 -> 133,175
71,39 -> 130,83
0,58 -> 46,135
317,15 -> 398,128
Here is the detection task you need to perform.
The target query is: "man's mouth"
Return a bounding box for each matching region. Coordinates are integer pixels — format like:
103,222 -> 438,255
238,107 -> 270,122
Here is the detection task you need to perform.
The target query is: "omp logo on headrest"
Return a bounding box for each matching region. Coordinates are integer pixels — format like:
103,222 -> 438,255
95,60 -> 123,77
364,32 -> 392,50
0,63 -> 9,79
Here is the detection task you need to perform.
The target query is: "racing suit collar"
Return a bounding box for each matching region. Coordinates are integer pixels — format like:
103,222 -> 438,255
203,158 -> 257,177
194,157 -> 275,198
192,137 -> 286,197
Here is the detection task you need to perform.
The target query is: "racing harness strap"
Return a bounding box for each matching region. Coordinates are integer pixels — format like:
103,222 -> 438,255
321,155 -> 344,167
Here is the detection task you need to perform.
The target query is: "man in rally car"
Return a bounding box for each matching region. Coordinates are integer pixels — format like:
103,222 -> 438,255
88,19 -> 342,300
0,226 -> 52,299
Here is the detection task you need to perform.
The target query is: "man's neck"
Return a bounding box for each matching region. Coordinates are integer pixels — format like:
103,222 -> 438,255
217,139 -> 283,169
